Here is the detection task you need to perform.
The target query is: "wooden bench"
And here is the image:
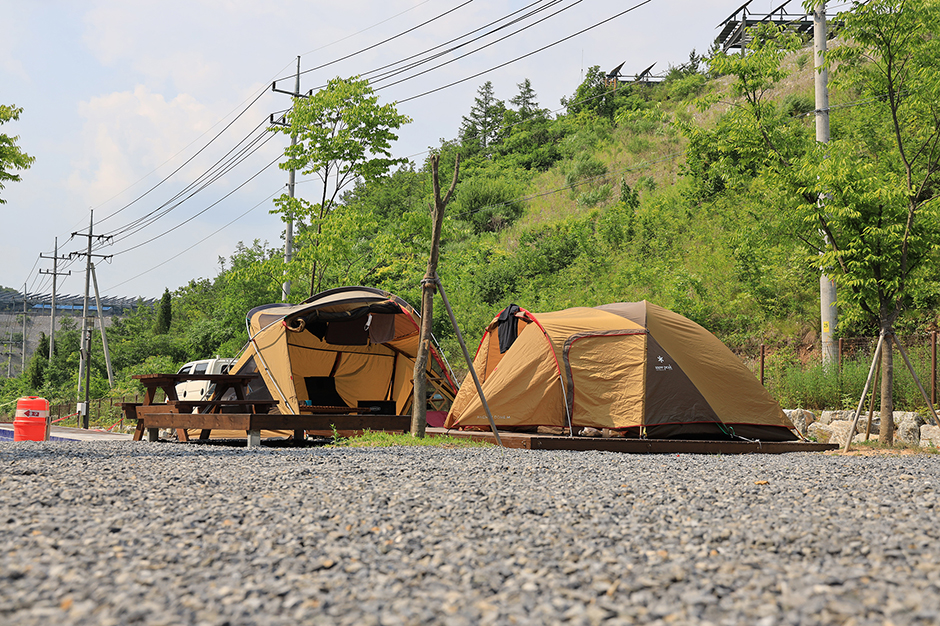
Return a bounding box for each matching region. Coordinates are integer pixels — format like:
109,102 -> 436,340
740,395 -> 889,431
117,402 -> 147,440
161,399 -> 279,414
130,412 -> 410,447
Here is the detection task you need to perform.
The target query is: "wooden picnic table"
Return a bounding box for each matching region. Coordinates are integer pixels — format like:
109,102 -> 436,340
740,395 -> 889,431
127,373 -> 267,443
134,373 -> 256,404
123,373 -> 410,447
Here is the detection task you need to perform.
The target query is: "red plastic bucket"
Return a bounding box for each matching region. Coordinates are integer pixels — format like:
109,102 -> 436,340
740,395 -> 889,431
13,396 -> 50,442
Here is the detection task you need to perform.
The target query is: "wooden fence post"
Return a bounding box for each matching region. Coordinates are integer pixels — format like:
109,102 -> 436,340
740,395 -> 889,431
759,344 -> 765,386
932,330 -> 937,407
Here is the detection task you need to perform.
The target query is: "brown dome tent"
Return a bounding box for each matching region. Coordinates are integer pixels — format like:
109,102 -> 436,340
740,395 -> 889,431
445,301 -> 798,441
231,286 -> 458,419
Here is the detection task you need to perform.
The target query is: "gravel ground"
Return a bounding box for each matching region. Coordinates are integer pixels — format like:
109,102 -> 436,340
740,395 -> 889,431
1,442 -> 939,626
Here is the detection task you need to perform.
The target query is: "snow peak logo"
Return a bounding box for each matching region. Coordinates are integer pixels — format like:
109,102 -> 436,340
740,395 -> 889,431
654,355 -> 673,372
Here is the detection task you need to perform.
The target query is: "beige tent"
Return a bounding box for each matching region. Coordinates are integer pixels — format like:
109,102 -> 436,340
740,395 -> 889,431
231,286 -> 457,418
445,301 -> 798,441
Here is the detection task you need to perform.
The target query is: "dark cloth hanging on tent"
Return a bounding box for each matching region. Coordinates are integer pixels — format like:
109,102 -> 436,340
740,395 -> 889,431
496,304 -> 522,353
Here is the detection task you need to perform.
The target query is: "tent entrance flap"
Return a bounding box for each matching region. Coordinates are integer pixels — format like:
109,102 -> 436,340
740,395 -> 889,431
564,332 -> 646,430
304,377 -> 348,407
643,335 -> 720,426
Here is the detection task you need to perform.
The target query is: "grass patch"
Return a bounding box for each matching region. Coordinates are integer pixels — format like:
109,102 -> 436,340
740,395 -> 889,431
328,430 -> 494,449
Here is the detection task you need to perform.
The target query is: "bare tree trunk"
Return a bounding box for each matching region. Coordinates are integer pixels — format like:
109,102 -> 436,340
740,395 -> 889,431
411,153 -> 460,437
411,285 -> 434,438
879,328 -> 895,445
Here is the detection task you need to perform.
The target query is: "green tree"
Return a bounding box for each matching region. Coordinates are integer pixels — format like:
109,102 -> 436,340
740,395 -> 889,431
0,105 -> 35,203
796,0 -> 940,443
450,166 -> 526,234
459,81 -> 506,154
24,333 -> 49,391
155,288 -> 172,334
687,4 -> 940,443
107,303 -> 187,375
272,76 -> 411,295
561,65 -> 632,120
509,78 -> 540,120
211,241 -> 284,355
496,79 -> 564,171
681,23 -> 808,202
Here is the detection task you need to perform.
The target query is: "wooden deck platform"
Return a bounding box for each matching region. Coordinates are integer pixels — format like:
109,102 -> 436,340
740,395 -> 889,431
425,428 -> 838,454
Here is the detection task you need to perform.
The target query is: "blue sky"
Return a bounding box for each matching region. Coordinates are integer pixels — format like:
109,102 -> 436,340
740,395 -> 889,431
1,0 -> 814,299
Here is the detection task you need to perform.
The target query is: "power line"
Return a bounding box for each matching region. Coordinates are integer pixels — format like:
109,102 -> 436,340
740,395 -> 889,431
297,0 -> 436,60
394,0 -> 656,104
104,186 -> 283,292
100,118 -> 275,243
370,0 -> 584,92
97,89 -> 271,226
314,0 -> 562,89
109,153 -> 282,257
277,0 -> 475,84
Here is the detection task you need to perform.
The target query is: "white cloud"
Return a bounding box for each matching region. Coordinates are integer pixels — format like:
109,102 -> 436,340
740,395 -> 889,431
69,86 -> 214,205
0,3 -> 30,82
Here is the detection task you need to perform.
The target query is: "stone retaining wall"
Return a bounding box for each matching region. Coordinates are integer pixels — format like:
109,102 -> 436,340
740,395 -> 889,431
784,409 -> 940,448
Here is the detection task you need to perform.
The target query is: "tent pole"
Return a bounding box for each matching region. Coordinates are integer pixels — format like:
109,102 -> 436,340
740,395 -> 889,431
434,274 -> 503,447
892,334 -> 940,429
843,332 -> 885,452
248,335 -> 291,409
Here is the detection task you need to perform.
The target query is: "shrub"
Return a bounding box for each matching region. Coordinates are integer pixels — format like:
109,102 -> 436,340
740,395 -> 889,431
577,184 -> 611,208
452,173 -> 525,234
667,74 -> 707,101
565,154 -> 608,193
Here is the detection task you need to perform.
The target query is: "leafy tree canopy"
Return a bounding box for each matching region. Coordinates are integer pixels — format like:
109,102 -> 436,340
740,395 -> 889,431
0,105 -> 35,203
271,76 -> 411,294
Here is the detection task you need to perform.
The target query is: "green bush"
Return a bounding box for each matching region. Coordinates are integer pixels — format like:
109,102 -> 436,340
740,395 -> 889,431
452,173 -> 526,234
667,74 -> 707,101
565,153 -> 608,189
765,344 -> 939,412
577,184 -> 611,208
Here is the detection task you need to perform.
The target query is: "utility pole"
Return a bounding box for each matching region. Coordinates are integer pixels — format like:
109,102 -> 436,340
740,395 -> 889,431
70,210 -> 112,428
815,2 -> 837,366
21,283 -> 27,373
39,237 -> 71,360
272,56 -> 302,302
90,263 -> 114,388
4,322 -> 12,377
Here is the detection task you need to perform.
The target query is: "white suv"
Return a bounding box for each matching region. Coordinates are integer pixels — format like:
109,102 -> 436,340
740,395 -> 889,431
175,358 -> 237,401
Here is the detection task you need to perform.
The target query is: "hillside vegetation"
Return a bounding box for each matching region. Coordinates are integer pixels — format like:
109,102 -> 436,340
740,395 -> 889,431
4,2 -> 940,418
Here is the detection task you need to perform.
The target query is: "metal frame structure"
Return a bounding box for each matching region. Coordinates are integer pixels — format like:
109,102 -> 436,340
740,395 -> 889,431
715,0 -> 816,53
